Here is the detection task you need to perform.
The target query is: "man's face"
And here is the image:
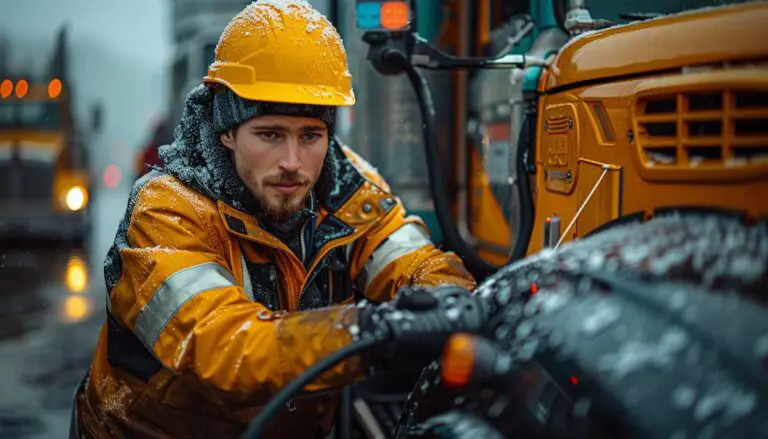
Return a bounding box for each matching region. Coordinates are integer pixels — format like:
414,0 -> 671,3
220,115 -> 329,219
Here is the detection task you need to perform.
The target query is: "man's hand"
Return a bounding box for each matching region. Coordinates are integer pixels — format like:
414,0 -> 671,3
357,285 -> 490,371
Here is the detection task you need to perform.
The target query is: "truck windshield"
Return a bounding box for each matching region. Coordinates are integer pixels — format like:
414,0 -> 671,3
0,101 -> 62,132
588,0 -> 758,22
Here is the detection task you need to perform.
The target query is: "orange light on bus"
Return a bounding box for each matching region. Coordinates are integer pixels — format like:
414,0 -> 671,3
381,2 -> 409,30
49,78 -> 63,98
0,79 -> 12,98
15,79 -> 29,98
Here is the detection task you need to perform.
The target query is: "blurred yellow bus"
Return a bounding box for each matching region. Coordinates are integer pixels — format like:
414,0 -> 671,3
0,29 -> 92,248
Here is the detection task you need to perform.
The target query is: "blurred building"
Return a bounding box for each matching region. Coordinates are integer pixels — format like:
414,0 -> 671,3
168,0 -> 252,125
136,0 -> 254,176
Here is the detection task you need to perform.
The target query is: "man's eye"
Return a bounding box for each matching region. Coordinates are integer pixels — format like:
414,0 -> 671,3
301,132 -> 321,142
257,131 -> 280,141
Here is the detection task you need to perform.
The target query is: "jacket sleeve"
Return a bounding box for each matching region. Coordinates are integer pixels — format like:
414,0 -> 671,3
348,199 -> 477,303
109,177 -> 361,404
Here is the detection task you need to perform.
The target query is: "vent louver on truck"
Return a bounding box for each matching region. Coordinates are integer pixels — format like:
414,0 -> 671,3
633,80 -> 768,182
545,115 -> 571,134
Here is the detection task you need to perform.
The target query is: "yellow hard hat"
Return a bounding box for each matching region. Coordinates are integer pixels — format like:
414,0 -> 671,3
204,0 -> 355,107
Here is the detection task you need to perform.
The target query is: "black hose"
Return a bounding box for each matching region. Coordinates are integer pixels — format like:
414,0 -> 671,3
415,411 -> 508,439
383,49 -> 497,281
508,111 -> 536,262
241,337 -> 380,439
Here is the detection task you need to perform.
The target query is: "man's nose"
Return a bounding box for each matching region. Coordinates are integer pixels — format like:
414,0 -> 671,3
278,140 -> 302,173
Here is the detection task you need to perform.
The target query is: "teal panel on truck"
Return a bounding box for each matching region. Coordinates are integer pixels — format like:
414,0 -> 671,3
507,0 -> 560,91
508,0 -> 560,53
415,0 -> 443,41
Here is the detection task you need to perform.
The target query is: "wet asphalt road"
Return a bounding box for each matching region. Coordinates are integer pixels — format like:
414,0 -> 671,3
0,187 -> 129,439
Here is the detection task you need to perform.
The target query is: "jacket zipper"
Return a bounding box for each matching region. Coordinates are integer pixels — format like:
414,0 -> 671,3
298,234 -> 358,297
293,208 -> 318,309
299,221 -> 308,266
290,209 -> 311,413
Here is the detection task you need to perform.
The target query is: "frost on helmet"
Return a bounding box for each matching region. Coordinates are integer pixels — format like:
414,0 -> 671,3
207,0 -> 354,107
216,0 -> 349,71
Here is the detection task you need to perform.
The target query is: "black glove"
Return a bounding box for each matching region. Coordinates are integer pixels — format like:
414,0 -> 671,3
357,284 -> 490,372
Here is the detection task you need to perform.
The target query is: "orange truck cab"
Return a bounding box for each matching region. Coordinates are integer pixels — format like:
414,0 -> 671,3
344,0 -> 768,275
525,1 -> 768,256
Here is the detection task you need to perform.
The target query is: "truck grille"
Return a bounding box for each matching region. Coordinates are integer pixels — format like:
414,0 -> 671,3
635,89 -> 768,179
0,161 -> 54,201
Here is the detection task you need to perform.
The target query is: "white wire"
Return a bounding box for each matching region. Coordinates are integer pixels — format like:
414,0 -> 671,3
554,165 -> 610,250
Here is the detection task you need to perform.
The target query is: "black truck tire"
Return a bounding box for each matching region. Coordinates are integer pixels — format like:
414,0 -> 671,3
396,213 -> 768,439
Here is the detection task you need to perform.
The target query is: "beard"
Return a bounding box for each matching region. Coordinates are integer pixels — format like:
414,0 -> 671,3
250,171 -> 315,220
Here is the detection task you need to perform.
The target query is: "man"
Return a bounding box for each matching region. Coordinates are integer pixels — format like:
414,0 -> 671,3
72,1 -> 476,438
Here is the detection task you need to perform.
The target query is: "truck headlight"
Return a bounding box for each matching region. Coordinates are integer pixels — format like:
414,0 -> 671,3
65,186 -> 88,211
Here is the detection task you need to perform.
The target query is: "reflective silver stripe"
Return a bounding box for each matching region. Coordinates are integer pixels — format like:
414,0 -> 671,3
240,253 -> 255,301
134,262 -> 237,350
364,223 -> 433,289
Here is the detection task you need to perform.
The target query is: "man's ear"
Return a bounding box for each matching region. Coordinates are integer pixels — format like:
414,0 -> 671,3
220,129 -> 236,150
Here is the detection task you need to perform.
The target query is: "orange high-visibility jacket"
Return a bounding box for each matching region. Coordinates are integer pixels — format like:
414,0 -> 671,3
75,86 -> 475,439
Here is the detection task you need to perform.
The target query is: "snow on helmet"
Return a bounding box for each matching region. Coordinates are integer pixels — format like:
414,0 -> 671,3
204,0 -> 355,107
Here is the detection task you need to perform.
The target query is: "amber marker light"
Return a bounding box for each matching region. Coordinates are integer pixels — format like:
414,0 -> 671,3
49,78 -> 63,98
15,79 -> 28,98
381,2 -> 409,30
441,333 -> 477,387
0,79 -> 12,98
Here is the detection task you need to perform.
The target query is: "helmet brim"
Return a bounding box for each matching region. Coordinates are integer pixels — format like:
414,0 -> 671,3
204,77 -> 355,107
